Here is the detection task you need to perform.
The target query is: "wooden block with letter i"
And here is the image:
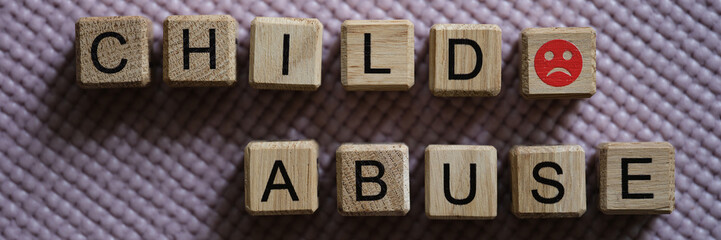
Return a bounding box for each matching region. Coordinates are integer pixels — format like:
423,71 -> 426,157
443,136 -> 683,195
75,16 -> 152,88
429,24 -> 502,97
510,145 -> 586,218
425,145 -> 497,219
336,143 -> 410,216
341,20 -> 414,91
249,17 -> 323,90
520,27 -> 596,99
598,142 -> 675,214
163,15 -> 237,87
244,140 -> 318,215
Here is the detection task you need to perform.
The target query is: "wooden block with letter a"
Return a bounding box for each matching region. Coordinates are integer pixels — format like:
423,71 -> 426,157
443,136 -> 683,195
336,143 -> 410,216
520,27 -> 596,99
249,17 -> 323,90
510,145 -> 586,218
429,24 -> 502,97
598,142 -> 675,214
76,16 -> 152,88
341,20 -> 414,91
425,145 -> 497,219
244,140 -> 318,215
163,15 -> 237,87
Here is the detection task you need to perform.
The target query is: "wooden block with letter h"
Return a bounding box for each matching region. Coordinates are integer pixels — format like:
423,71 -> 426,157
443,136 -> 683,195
244,140 -> 318,215
341,20 -> 415,91
598,142 -> 675,214
249,17 -> 323,90
76,16 -> 152,88
163,15 -> 237,87
336,143 -> 410,216
425,145 -> 497,219
520,27 -> 596,99
510,145 -> 586,218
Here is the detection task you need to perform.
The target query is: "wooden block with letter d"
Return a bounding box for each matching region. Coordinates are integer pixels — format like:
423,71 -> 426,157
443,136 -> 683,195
598,142 -> 675,214
163,15 -> 237,87
510,145 -> 586,218
336,143 -> 410,216
341,20 -> 414,91
75,16 -> 152,88
244,140 -> 318,215
249,17 -> 323,90
425,145 -> 497,219
429,24 -> 502,97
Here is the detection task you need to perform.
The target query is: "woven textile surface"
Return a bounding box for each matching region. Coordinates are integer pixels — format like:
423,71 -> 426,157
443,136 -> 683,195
2,0 -> 721,239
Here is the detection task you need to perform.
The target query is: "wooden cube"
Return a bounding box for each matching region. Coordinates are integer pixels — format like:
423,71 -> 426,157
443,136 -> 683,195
510,145 -> 586,218
598,142 -> 675,214
163,15 -> 237,87
429,24 -> 502,97
341,20 -> 414,91
244,140 -> 318,215
249,17 -> 323,91
425,145 -> 497,219
336,143 -> 410,216
520,27 -> 596,99
75,16 -> 152,88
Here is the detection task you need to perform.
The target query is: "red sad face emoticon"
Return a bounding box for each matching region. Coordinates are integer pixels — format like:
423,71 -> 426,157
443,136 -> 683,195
534,39 -> 583,87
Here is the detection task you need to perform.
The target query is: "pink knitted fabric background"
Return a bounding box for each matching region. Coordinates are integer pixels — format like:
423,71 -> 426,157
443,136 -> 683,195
2,0 -> 721,239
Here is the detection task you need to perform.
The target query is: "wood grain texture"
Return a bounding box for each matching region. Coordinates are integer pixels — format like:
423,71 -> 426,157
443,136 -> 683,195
598,142 -> 675,214
341,20 -> 414,91
244,140 -> 318,215
76,16 -> 152,88
510,145 -> 586,218
249,17 -> 323,90
336,143 -> 410,216
429,24 -> 502,97
520,27 -> 596,99
425,145 -> 497,219
163,15 -> 237,87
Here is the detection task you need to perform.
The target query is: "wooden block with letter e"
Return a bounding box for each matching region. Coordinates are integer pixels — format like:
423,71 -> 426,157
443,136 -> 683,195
341,20 -> 414,91
75,16 -> 152,88
510,145 -> 586,218
244,140 -> 318,215
249,17 -> 323,90
425,145 -> 497,219
429,24 -> 502,97
163,15 -> 237,87
598,142 -> 675,214
520,27 -> 596,99
336,143 -> 410,216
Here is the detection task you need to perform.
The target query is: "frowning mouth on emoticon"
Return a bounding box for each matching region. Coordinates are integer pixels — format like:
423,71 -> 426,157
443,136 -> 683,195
534,39 -> 582,87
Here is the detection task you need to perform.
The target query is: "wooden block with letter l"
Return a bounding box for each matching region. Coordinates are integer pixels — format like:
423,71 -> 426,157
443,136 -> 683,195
163,15 -> 237,87
520,27 -> 596,99
425,145 -> 497,219
336,143 -> 410,216
341,20 -> 414,91
598,142 -> 675,214
249,17 -> 323,90
429,24 -> 502,97
75,16 -> 152,88
244,140 -> 318,215
510,145 -> 586,218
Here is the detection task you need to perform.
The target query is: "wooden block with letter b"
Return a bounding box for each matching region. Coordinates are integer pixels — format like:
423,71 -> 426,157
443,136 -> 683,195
425,145 -> 497,219
520,27 -> 596,99
429,24 -> 502,97
75,16 -> 152,88
244,140 -> 318,215
163,15 -> 237,87
249,17 -> 323,90
598,142 -> 675,214
510,145 -> 586,218
341,20 -> 414,91
336,143 -> 410,216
